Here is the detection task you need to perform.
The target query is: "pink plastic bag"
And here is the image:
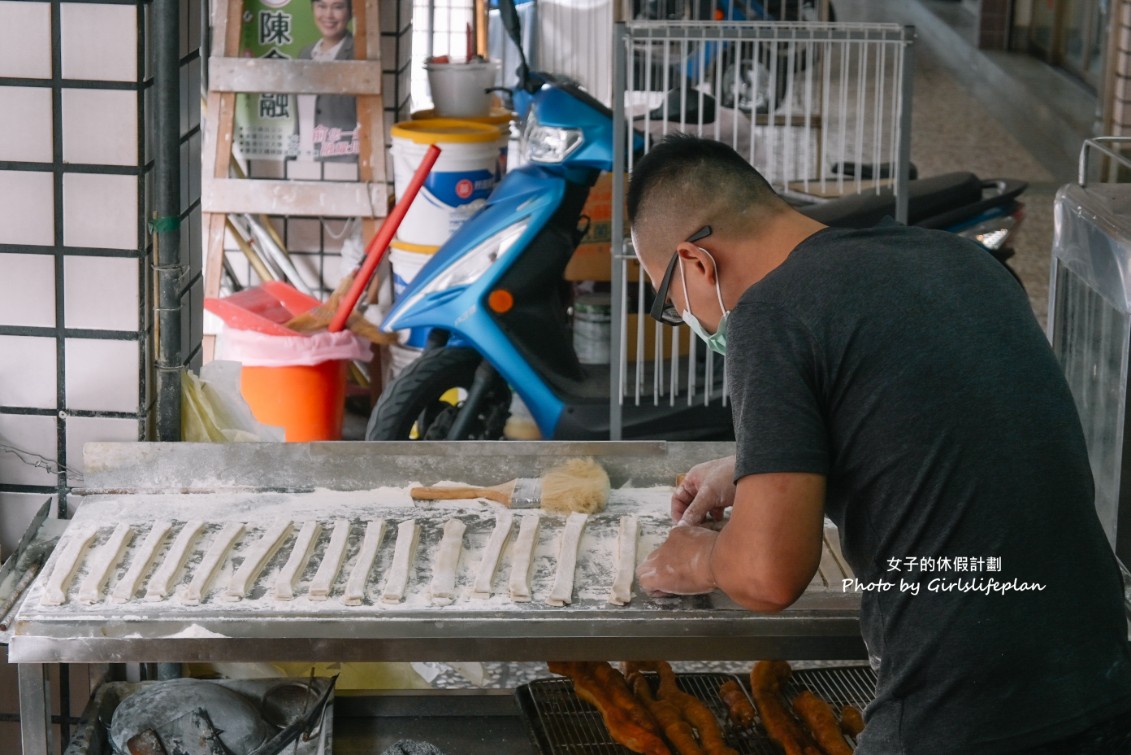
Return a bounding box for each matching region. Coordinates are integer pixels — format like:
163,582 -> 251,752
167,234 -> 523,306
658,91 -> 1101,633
217,326 -> 372,368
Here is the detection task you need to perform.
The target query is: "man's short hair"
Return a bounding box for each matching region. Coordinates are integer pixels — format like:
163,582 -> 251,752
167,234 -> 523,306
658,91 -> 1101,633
627,133 -> 784,230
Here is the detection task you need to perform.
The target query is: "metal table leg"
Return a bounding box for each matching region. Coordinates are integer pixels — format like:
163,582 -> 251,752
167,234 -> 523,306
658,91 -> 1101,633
19,663 -> 52,755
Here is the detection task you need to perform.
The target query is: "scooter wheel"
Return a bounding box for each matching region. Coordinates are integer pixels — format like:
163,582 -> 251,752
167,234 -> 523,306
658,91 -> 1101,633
366,347 -> 511,441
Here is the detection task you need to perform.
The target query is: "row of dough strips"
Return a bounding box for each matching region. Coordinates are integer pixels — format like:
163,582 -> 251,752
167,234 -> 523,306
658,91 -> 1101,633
38,510 -> 642,609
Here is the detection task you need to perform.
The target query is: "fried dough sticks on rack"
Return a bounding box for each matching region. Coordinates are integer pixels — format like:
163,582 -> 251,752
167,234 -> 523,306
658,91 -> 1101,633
548,661 -> 671,755
840,705 -> 865,738
718,679 -> 756,729
651,662 -> 739,755
632,675 -> 704,755
792,691 -> 854,755
749,661 -> 823,755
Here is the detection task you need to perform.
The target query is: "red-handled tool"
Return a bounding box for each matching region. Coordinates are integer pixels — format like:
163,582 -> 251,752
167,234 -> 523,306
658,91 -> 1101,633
328,143 -> 442,333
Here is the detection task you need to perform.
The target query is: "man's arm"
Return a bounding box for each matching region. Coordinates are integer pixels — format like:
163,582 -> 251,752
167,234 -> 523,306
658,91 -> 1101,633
636,472 -> 826,612
715,472 -> 826,611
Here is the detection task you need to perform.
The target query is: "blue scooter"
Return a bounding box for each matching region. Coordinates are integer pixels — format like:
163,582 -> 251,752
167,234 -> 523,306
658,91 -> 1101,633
367,0 -> 736,441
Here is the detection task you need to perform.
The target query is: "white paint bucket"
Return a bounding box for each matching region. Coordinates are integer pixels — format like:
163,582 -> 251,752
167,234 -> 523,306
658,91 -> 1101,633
386,343 -> 423,382
390,239 -> 440,301
391,119 -> 500,247
573,293 -> 612,365
412,108 -> 513,180
390,239 -> 441,349
425,58 -> 499,118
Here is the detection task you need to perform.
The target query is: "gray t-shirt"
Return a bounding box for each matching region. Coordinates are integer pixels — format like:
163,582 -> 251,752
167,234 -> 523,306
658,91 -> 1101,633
729,225 -> 1131,753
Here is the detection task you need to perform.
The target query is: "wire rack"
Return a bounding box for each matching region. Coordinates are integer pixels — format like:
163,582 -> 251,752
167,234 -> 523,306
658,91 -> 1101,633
516,666 -> 876,754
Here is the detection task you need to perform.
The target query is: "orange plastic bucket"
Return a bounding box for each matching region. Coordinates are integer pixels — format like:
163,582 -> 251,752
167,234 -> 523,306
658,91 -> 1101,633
240,359 -> 348,441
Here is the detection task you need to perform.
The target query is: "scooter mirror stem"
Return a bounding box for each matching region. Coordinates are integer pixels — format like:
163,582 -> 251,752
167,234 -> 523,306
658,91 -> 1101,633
497,0 -> 529,87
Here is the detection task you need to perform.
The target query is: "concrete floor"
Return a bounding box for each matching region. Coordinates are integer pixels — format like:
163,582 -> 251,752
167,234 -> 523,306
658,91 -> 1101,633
837,0 -> 1098,329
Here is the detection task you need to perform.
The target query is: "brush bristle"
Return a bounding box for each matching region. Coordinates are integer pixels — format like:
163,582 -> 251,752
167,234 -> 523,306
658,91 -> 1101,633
540,457 -> 610,514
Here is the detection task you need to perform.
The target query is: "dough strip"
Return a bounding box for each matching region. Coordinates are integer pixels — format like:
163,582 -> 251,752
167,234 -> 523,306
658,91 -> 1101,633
508,514 -> 540,602
77,523 -> 134,604
145,520 -> 204,601
308,519 -> 350,600
225,520 -> 291,601
429,518 -> 467,606
471,509 -> 513,599
607,515 -> 638,606
111,521 -> 172,603
547,513 -> 588,606
343,519 -> 386,606
182,522 -> 243,605
273,521 -> 322,601
381,520 -> 419,604
41,527 -> 98,606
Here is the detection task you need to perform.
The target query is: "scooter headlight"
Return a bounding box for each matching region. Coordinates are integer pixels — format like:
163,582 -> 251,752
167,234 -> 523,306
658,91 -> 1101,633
389,220 -> 531,323
522,112 -> 583,164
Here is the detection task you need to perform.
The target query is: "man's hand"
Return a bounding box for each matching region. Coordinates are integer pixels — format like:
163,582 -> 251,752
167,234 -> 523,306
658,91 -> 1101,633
673,456 -> 737,525
642,471 -> 827,612
636,523 -> 719,596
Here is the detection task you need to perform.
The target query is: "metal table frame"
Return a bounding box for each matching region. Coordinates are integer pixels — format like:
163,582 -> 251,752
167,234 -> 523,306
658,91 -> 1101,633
13,441 -> 866,754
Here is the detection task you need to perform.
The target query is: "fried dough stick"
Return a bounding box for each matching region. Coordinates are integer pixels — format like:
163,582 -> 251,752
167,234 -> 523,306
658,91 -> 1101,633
840,705 -> 865,738
718,679 -> 756,729
548,661 -> 671,755
653,662 -> 739,755
749,661 -> 822,755
591,661 -> 669,738
632,675 -> 705,755
793,691 -> 854,755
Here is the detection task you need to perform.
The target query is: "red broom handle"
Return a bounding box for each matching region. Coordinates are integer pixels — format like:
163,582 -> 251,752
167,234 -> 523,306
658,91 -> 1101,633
329,143 -> 442,332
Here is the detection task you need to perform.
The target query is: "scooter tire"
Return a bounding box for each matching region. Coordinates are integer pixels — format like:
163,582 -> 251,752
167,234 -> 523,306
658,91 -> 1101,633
366,347 -> 512,441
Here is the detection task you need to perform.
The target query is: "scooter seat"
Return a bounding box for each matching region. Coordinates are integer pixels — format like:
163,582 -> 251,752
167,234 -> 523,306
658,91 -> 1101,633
798,172 -> 984,228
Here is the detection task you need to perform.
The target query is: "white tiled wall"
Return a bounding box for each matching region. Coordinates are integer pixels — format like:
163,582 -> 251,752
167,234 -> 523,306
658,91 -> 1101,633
0,335 -> 57,408
62,89 -> 139,166
0,170 -> 55,246
0,86 -> 54,163
64,338 -> 141,412
0,253 -> 56,327
59,3 -> 139,82
0,0 -> 200,546
0,413 -> 57,488
63,173 -> 140,249
63,255 -> 140,331
0,0 -> 201,735
0,1 -> 53,79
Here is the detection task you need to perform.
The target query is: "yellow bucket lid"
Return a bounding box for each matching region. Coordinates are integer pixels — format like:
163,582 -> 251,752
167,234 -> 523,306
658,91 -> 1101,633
411,108 -> 514,128
391,238 -> 442,255
391,118 -> 501,145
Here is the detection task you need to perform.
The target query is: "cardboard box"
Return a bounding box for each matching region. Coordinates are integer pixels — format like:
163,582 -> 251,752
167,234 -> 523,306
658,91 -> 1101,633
565,173 -> 635,282
566,242 -> 643,282
579,172 -> 621,245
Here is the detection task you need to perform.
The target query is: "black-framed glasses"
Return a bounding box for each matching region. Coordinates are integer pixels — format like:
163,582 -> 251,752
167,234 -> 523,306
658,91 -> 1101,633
648,225 -> 712,325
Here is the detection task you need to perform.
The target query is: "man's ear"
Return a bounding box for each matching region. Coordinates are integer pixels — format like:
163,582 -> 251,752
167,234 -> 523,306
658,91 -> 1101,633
677,243 -> 715,283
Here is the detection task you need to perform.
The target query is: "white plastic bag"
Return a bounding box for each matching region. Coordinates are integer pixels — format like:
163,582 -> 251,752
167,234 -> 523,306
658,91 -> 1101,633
181,361 -> 285,442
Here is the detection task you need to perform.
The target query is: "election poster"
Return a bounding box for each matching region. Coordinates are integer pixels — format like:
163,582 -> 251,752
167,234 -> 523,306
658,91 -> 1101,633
235,0 -> 360,162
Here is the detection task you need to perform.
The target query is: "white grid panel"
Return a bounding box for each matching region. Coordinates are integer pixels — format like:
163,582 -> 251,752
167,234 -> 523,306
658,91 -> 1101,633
610,20 -> 914,433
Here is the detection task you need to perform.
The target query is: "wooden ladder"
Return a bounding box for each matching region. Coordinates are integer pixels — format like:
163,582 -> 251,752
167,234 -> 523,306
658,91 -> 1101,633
201,0 -> 389,360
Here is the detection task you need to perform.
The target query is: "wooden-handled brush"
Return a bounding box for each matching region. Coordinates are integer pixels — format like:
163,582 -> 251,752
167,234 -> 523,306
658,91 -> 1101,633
411,458 -> 610,514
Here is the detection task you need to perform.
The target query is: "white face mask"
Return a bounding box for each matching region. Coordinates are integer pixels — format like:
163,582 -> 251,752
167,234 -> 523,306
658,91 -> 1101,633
678,249 -> 729,355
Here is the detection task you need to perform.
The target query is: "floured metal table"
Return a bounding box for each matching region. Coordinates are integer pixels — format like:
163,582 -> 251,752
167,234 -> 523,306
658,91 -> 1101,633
11,441 -> 865,754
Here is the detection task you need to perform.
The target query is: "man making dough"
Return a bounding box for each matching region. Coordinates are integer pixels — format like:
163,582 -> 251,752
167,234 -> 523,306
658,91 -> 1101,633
630,134 -> 1131,753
